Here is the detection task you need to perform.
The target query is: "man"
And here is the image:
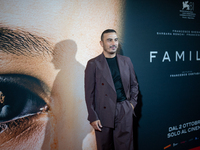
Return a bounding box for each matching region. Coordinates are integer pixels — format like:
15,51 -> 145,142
85,29 -> 139,150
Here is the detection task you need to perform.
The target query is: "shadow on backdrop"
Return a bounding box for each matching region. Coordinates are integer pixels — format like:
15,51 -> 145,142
42,40 -> 90,149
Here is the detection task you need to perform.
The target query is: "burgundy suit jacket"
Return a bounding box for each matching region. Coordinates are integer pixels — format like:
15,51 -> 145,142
84,53 -> 138,128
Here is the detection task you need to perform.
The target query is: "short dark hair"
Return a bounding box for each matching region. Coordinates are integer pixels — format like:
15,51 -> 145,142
101,29 -> 116,41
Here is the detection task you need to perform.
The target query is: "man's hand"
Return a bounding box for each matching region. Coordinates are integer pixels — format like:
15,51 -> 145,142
90,120 -> 102,131
130,103 -> 134,110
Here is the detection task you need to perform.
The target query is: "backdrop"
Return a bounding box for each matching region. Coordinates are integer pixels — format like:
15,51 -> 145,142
0,0 -> 200,150
123,0 -> 200,150
0,0 -> 124,149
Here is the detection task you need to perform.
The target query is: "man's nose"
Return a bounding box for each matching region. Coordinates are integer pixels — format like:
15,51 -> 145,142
112,40 -> 117,45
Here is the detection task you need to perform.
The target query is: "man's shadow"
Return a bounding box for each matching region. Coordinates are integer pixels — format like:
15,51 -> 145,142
42,40 -> 90,149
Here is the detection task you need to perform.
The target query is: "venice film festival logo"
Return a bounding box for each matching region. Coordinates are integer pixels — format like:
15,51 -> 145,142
180,1 -> 196,19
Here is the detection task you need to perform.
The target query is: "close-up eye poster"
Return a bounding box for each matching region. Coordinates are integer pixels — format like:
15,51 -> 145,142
0,0 -> 199,150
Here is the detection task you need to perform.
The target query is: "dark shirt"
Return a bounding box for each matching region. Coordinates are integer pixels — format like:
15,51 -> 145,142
106,56 -> 127,102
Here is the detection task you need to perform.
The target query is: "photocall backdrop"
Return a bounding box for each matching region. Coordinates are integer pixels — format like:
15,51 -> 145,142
0,0 -> 124,150
0,0 -> 200,150
123,0 -> 200,150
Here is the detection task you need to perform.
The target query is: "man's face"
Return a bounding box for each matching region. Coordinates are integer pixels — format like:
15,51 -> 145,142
100,32 -> 119,55
0,0 -> 124,149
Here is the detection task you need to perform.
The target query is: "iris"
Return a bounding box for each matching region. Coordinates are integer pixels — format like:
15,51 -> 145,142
0,74 -> 49,123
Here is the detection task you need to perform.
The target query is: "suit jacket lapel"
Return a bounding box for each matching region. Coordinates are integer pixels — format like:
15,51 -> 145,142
117,54 -> 129,97
96,53 -> 116,93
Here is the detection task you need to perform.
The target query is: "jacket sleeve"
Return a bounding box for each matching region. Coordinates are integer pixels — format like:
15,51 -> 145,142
84,60 -> 99,123
127,57 -> 139,109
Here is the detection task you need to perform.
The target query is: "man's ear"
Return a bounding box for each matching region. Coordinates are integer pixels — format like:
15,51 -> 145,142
100,41 -> 103,47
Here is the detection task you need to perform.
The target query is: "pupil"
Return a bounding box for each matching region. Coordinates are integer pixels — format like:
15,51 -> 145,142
0,84 -> 27,121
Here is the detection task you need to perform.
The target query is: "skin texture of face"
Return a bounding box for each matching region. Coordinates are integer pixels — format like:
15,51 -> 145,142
100,32 -> 119,58
0,0 -> 125,149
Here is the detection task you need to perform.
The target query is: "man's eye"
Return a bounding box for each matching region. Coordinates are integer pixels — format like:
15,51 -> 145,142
0,74 -> 49,123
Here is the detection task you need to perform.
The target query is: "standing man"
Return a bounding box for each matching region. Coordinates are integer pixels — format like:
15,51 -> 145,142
85,29 -> 138,150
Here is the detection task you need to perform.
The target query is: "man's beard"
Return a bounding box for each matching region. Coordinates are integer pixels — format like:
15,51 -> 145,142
104,45 -> 117,54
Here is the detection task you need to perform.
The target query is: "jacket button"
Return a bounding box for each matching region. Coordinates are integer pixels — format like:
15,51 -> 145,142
105,94 -> 107,96
102,83 -> 104,85
104,106 -> 106,109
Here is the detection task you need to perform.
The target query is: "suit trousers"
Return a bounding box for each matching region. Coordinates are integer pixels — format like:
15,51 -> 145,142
95,100 -> 134,150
